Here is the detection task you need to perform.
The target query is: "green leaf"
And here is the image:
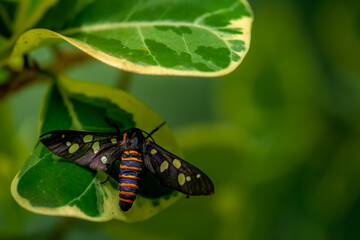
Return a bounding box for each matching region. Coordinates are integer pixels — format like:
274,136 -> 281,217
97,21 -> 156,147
0,0 -> 16,38
0,0 -> 59,61
11,74 -> 182,222
8,0 -> 253,76
12,0 -> 59,35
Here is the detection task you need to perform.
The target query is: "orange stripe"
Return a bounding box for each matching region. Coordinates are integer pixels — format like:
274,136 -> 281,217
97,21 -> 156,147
124,150 -> 141,156
118,133 -> 127,146
119,197 -> 134,203
122,157 -> 143,162
119,183 -> 139,189
120,165 -> 142,171
119,174 -> 141,180
119,191 -> 137,196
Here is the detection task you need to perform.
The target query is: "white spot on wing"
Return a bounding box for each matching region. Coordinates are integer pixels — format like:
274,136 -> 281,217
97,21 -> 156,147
178,173 -> 185,186
92,141 -> 100,154
69,143 -> 79,153
101,156 -> 108,164
83,135 -> 93,143
160,161 -> 169,173
173,159 -> 181,169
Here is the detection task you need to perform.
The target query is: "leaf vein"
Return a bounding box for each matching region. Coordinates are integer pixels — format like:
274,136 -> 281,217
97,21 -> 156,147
57,83 -> 83,131
61,21 -> 238,56
123,0 -> 144,22
136,26 -> 160,66
194,1 -> 240,25
182,33 -> 192,62
68,177 -> 97,205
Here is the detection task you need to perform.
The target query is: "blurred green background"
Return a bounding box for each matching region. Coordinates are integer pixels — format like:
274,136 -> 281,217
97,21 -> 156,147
1,0 -> 360,239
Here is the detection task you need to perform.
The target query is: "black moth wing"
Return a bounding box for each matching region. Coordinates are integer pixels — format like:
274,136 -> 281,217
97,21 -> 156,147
144,141 -> 214,196
40,130 -> 125,170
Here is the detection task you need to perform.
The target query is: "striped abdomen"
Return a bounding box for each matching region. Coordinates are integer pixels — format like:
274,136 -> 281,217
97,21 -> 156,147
119,150 -> 143,211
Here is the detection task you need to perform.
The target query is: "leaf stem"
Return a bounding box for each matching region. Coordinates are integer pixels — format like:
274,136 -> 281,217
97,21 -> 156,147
117,70 -> 133,91
49,217 -> 77,240
0,65 -> 45,99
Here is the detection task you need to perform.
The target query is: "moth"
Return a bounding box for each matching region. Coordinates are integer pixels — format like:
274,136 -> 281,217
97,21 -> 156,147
40,122 -> 214,211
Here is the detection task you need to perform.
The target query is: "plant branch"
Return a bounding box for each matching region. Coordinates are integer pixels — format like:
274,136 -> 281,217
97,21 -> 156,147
47,48 -> 92,73
48,217 -> 77,240
0,65 -> 44,99
0,50 -> 92,100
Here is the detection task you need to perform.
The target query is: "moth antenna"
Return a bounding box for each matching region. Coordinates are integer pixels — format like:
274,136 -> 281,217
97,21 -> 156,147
148,122 -> 166,137
143,122 -> 166,144
142,130 -> 156,143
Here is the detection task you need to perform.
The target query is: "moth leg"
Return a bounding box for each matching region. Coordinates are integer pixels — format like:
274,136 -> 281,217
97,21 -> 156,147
100,175 -> 110,184
104,117 -> 121,133
101,161 -> 117,184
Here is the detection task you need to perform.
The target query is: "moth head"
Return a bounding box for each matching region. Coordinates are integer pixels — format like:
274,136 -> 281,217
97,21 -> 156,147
127,128 -> 146,148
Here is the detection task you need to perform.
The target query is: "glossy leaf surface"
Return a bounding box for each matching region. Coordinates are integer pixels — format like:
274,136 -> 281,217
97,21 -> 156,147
8,0 -> 253,76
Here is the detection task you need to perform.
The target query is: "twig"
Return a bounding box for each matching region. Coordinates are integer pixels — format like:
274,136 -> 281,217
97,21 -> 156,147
46,49 -> 92,73
48,217 -> 77,240
0,50 -> 92,99
0,65 -> 44,99
116,70 -> 133,91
